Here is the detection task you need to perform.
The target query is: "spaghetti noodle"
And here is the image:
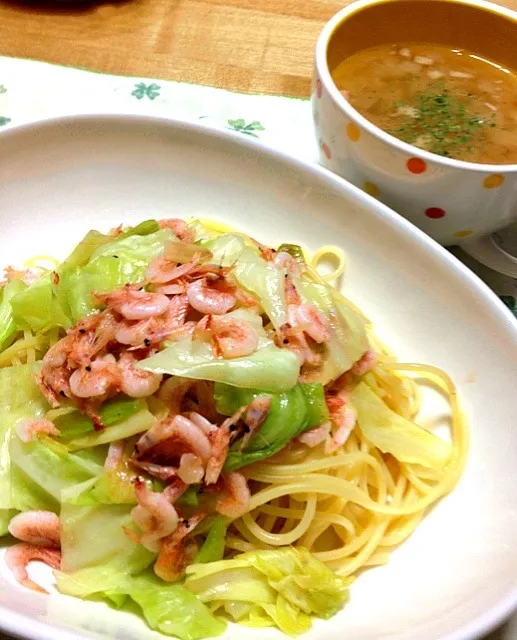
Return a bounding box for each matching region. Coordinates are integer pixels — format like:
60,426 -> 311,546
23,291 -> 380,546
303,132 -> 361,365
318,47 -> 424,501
0,217 -> 468,637
197,218 -> 468,579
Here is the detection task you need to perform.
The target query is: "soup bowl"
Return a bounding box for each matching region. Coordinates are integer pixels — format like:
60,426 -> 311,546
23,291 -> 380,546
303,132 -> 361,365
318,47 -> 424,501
313,0 -> 517,246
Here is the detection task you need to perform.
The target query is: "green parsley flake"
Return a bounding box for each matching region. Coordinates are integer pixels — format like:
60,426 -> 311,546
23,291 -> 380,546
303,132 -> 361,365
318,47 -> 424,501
389,84 -> 496,159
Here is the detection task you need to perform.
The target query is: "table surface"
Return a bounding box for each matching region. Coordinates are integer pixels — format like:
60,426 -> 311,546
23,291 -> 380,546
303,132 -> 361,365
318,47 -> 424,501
1,0 -> 516,98
0,0 -> 419,97
0,0 -> 356,97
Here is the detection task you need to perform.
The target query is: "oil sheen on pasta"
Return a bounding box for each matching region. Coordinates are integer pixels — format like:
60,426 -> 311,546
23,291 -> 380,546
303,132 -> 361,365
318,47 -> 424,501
332,43 -> 517,164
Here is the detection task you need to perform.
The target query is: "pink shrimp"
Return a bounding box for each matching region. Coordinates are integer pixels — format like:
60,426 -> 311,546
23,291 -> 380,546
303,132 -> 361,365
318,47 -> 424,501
163,477 -> 189,503
287,303 -> 331,344
281,319 -> 315,368
234,286 -> 261,314
177,453 -> 205,484
68,356 -> 120,399
135,414 -> 212,462
5,544 -> 61,593
104,440 -> 126,471
205,406 -> 247,484
285,275 -> 302,305
297,421 -> 331,448
16,418 -> 59,443
115,317 -> 153,347
147,256 -> 200,284
69,311 -> 118,366
37,335 -> 75,406
118,352 -> 163,398
210,314 -> 259,359
154,512 -> 205,582
116,295 -> 189,347
94,285 -> 170,320
8,511 -> 60,547
158,218 -> 196,244
241,394 -> 272,449
36,368 -> 71,407
188,264 -> 234,280
188,411 -> 217,435
186,277 -> 236,315
129,478 -> 181,552
273,251 -> 302,277
325,396 -> 357,453
129,459 -> 178,482
280,303 -> 329,367
42,334 -> 73,368
295,304 -> 331,343
108,224 -> 122,237
351,348 -> 377,376
153,282 -> 186,295
5,266 -> 43,287
192,314 -> 212,342
216,471 -> 250,518
164,321 -> 197,343
250,240 -> 275,262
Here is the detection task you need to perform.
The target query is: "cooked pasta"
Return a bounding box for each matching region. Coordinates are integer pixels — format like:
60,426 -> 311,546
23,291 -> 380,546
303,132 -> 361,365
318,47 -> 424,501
0,216 -> 467,640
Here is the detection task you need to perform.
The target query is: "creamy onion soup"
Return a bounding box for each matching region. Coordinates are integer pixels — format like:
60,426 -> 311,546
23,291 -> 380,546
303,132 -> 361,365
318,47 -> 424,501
332,43 -> 517,164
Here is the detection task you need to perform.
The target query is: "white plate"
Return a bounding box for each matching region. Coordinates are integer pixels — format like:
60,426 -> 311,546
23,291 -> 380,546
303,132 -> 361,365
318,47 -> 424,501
0,115 -> 516,640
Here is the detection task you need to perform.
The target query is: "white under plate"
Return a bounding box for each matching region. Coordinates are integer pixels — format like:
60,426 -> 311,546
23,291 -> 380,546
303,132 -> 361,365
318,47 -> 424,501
0,115 -> 516,640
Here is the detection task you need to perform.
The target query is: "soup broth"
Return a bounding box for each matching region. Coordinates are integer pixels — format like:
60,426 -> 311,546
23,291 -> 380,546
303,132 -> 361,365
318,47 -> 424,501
331,43 -> 517,164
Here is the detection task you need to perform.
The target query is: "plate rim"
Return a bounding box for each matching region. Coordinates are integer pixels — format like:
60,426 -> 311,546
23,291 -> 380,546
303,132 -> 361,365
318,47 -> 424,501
0,113 -> 515,640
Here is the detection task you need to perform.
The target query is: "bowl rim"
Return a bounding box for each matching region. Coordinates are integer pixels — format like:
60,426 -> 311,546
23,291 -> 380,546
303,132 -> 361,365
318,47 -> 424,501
0,112 -> 516,640
315,0 -> 517,173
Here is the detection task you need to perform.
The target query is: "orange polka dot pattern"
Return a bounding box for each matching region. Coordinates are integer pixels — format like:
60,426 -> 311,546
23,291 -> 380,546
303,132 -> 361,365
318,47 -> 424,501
483,174 -> 504,189
346,123 -> 360,142
363,181 -> 380,197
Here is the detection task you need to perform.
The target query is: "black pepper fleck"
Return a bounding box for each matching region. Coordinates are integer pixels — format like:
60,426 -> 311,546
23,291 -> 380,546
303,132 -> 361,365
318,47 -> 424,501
144,338 -> 151,347
79,328 -> 86,335
85,366 -> 92,372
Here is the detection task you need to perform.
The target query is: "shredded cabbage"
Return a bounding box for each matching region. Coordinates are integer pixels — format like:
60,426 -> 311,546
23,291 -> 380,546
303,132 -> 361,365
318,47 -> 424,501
59,503 -> 154,573
185,547 -> 349,636
215,382 -> 329,470
138,310 -> 300,392
0,279 -> 27,349
0,363 -> 54,516
55,396 -> 145,442
10,272 -> 71,333
232,246 -> 288,330
194,517 -> 227,564
294,278 -> 368,384
56,229 -> 175,322
202,233 -> 246,266
67,406 -> 156,450
351,382 -> 452,468
55,567 -> 226,640
10,437 -> 102,503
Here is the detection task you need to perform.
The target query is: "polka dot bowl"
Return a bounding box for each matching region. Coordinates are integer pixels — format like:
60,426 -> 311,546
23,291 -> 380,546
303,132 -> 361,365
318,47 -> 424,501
313,0 -> 517,246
